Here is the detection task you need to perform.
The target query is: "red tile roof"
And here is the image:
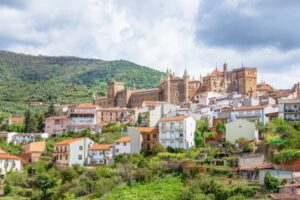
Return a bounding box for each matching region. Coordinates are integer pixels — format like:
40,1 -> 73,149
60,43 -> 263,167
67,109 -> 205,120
72,104 -> 97,109
10,117 -> 24,123
133,127 -> 158,133
0,154 -> 21,160
235,105 -> 267,111
159,115 -> 190,122
115,136 -> 131,143
55,137 -> 85,145
89,144 -> 112,150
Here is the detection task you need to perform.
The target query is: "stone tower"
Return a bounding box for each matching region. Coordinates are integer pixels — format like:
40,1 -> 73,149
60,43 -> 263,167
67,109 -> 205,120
183,69 -> 190,102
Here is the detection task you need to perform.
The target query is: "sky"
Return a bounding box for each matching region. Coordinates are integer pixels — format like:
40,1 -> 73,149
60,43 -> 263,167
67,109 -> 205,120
0,0 -> 300,89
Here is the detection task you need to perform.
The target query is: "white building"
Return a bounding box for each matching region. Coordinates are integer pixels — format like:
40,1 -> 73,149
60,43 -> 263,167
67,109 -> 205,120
158,115 -> 195,149
0,150 -> 21,176
88,144 -> 114,165
225,119 -> 258,143
68,104 -> 100,132
53,137 -> 95,166
137,101 -> 180,127
278,99 -> 300,122
193,91 -> 222,106
231,104 -> 278,125
114,136 -> 131,155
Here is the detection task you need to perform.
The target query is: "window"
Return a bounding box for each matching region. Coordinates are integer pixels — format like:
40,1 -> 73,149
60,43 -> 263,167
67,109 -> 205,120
116,142 -> 120,145
79,146 -> 83,150
78,155 -> 82,160
59,155 -> 62,160
153,134 -> 156,139
65,155 -> 68,160
116,149 -> 119,153
123,142 -> 127,146
147,135 -> 151,141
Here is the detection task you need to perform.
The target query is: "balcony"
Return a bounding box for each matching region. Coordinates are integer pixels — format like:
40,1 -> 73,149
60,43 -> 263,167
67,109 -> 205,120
284,109 -> 300,113
236,113 -> 261,118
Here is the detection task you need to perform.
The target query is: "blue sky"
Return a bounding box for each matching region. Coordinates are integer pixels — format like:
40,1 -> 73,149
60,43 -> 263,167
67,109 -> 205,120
0,0 -> 300,88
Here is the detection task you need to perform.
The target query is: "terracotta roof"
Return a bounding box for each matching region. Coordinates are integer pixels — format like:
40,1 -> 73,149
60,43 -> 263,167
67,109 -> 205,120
0,154 -> 21,160
133,127 -> 158,133
269,193 -> 300,200
160,115 -> 190,121
257,164 -> 274,169
72,104 -> 97,109
210,68 -> 222,76
257,83 -> 273,91
235,105 -> 267,111
55,137 -> 85,145
10,117 -> 24,123
115,136 -> 131,143
46,115 -> 68,120
89,144 -> 112,150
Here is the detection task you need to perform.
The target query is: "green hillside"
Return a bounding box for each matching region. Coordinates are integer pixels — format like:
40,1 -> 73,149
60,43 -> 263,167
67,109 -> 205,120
0,50 -> 162,115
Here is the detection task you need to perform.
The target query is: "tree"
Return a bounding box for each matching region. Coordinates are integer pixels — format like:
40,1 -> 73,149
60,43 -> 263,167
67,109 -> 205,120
216,121 -> 226,135
264,171 -> 279,192
33,173 -> 57,198
61,168 -> 78,183
45,102 -> 57,118
152,143 -> 166,155
194,119 -> 212,147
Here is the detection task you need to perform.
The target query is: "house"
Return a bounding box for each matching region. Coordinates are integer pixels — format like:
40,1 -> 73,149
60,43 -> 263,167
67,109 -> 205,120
225,119 -> 258,144
232,104 -> 278,125
193,91 -> 222,106
128,127 -> 159,153
137,101 -> 180,127
0,150 -> 21,177
114,136 -> 131,155
11,133 -> 49,144
258,167 -> 294,185
279,99 -> 300,122
99,107 -> 136,126
88,144 -> 114,165
68,104 -> 100,132
19,141 -> 46,165
45,115 -> 69,134
53,137 -> 95,166
270,183 -> 300,200
158,115 -> 196,149
7,117 -> 24,125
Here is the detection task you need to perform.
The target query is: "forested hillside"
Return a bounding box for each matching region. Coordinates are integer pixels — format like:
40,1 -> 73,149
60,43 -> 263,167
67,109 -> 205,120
0,50 -> 162,115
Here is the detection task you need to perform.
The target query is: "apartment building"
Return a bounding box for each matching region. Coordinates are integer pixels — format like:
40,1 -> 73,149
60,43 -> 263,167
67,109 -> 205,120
68,104 -> 100,132
53,137 -> 95,166
278,99 -> 300,122
158,115 -> 195,150
232,105 -> 278,125
88,144 -> 114,165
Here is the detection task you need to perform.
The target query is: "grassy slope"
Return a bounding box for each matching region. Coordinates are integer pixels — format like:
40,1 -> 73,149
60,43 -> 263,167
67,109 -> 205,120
0,50 -> 162,115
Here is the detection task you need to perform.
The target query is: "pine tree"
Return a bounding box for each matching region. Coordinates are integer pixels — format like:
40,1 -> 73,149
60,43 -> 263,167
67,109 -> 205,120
45,102 -> 57,118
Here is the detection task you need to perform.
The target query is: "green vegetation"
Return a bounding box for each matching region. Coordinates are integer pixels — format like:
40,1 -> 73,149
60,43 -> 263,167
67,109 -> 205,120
105,176 -> 183,200
0,50 -> 162,115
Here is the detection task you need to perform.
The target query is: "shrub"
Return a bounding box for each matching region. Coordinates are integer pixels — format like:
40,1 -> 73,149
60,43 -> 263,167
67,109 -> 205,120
242,144 -> 253,153
273,149 -> 300,164
264,172 -> 279,192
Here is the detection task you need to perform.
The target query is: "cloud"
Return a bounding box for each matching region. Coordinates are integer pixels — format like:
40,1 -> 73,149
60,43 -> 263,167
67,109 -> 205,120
196,0 -> 300,51
0,0 -> 300,89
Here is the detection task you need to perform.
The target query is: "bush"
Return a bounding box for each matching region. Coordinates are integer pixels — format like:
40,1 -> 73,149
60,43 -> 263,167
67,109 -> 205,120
206,166 -> 232,177
242,144 -> 253,153
61,168 -> 78,183
4,184 -> 12,195
273,149 -> 300,164
264,172 -> 279,192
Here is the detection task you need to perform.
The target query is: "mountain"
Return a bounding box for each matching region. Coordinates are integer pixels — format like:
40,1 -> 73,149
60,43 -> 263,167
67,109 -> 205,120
0,50 -> 162,115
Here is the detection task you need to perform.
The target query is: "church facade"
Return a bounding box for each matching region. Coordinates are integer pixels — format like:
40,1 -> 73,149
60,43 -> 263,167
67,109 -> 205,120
93,64 -> 257,108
